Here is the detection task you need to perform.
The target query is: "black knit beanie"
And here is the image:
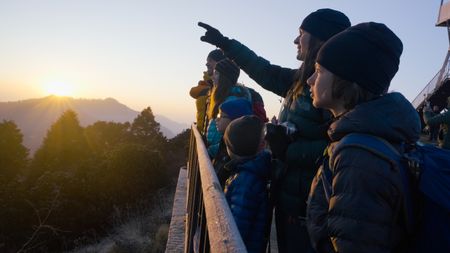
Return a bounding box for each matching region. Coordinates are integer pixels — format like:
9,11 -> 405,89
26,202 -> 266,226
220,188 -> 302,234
207,49 -> 225,62
224,115 -> 263,157
215,59 -> 240,84
300,8 -> 351,41
316,22 -> 403,95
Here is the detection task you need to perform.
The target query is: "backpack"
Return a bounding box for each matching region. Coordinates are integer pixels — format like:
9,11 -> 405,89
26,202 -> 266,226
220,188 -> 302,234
247,87 -> 268,123
320,133 -> 450,252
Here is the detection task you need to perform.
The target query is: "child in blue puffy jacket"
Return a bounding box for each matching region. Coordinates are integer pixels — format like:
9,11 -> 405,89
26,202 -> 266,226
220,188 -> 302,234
222,115 -> 271,253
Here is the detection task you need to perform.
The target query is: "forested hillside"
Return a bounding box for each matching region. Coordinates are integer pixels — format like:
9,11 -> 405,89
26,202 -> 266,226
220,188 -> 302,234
0,96 -> 189,153
0,107 -> 190,252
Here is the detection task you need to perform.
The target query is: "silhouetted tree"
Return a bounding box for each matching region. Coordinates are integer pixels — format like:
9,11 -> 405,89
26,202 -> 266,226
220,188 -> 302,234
31,110 -> 92,178
101,143 -> 168,204
130,107 -> 167,150
0,120 -> 28,179
84,121 -> 131,156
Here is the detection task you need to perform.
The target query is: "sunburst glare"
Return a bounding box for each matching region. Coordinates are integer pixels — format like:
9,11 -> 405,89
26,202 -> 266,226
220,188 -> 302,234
43,82 -> 75,97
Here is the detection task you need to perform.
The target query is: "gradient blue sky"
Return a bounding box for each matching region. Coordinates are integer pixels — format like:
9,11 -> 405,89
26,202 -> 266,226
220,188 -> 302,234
0,1 -> 447,125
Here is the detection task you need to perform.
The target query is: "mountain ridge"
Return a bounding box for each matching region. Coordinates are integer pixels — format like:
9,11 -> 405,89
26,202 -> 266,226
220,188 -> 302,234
0,96 -> 189,153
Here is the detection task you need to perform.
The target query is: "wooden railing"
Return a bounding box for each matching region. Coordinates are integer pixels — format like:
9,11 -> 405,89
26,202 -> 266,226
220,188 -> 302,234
184,124 -> 247,253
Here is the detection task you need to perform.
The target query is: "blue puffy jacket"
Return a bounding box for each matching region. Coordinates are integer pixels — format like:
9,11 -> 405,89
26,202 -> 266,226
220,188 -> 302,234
224,151 -> 271,253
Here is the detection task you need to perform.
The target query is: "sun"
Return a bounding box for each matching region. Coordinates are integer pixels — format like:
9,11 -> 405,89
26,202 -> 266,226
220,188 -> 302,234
44,82 -> 75,97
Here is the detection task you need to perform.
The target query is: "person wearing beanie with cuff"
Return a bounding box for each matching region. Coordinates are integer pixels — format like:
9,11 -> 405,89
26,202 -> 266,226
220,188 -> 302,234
199,8 -> 350,252
190,49 -> 225,133
222,115 -> 271,253
209,98 -> 254,185
205,58 -> 252,158
306,22 -> 421,253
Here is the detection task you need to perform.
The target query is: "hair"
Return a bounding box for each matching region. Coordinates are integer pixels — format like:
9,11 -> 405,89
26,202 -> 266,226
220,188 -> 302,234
293,35 -> 325,98
208,49 -> 225,62
331,74 -> 381,110
208,72 -> 235,119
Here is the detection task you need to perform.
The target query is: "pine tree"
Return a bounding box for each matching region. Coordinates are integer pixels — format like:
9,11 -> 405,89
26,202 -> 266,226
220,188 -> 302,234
0,120 -> 29,179
130,107 -> 167,149
31,110 -> 91,177
84,121 -> 131,156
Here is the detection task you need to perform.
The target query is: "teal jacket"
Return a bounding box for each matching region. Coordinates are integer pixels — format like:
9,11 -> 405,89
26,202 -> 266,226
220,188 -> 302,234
424,110 -> 450,149
224,39 -> 329,215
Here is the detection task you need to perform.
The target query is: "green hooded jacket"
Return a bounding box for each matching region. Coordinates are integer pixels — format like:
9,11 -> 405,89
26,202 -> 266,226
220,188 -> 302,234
223,39 -> 329,215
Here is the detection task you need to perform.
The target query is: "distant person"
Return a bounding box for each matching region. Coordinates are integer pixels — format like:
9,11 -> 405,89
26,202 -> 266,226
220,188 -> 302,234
190,49 -> 225,133
270,115 -> 278,125
428,104 -> 441,141
199,8 -> 350,252
222,115 -> 271,253
306,22 -> 420,252
206,59 -> 251,157
423,97 -> 450,149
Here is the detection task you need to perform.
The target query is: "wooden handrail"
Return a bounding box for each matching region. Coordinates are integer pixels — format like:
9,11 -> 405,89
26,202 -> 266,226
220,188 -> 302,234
185,124 -> 247,253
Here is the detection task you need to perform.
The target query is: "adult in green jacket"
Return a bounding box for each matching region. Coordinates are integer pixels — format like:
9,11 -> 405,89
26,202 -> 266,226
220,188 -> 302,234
199,9 -> 350,252
423,98 -> 450,150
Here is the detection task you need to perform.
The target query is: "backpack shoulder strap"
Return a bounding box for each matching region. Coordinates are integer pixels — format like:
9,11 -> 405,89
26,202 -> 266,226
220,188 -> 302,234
330,133 -> 401,169
329,133 -> 415,231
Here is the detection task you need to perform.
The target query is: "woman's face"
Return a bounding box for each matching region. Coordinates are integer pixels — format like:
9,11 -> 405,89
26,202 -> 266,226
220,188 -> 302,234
216,110 -> 231,133
206,57 -> 217,76
294,28 -> 310,61
307,63 -> 337,111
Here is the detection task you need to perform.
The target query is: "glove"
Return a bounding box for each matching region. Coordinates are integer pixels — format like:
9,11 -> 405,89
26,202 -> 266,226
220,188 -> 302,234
198,22 -> 231,50
264,123 -> 290,161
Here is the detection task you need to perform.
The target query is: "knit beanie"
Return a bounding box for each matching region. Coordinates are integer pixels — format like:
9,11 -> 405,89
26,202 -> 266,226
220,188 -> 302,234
316,22 -> 403,95
224,115 -> 263,157
207,49 -> 225,62
219,98 -> 253,120
300,8 -> 351,41
215,59 -> 240,84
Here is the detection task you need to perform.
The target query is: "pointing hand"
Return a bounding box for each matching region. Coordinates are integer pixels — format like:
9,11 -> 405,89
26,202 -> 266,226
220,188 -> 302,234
198,22 -> 230,49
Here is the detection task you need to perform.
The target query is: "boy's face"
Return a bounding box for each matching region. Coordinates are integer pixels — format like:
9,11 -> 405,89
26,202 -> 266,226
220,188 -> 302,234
307,63 -> 337,111
216,111 -> 231,133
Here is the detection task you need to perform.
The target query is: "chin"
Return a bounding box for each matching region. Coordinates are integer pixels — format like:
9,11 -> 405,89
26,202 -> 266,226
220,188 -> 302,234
312,100 -> 323,109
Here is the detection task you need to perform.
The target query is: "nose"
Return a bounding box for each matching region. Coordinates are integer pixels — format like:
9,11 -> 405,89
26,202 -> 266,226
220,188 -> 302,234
294,35 -> 299,45
307,72 -> 317,86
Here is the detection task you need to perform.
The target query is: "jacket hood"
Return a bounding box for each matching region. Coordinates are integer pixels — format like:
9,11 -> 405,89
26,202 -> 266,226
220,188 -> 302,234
328,92 -> 421,143
233,151 -> 271,179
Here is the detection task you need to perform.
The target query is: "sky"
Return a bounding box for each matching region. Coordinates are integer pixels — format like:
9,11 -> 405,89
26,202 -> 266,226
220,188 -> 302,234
0,0 -> 448,125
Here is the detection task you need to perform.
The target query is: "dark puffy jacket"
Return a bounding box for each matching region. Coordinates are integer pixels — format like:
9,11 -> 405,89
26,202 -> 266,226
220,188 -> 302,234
224,151 -> 271,253
224,39 -> 329,215
423,110 -> 450,149
307,93 -> 421,253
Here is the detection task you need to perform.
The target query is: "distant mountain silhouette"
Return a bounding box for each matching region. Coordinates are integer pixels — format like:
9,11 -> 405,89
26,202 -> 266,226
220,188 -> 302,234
0,96 -> 189,153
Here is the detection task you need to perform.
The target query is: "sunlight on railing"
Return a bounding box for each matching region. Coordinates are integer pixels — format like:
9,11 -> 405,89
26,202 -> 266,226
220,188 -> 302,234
184,124 -> 247,253
411,57 -> 450,109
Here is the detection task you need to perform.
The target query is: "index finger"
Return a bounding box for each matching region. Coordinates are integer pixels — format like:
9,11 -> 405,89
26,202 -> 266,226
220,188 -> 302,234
198,22 -> 213,30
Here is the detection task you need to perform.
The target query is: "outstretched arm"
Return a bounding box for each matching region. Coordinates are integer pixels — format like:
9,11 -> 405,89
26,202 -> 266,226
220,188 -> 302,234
198,22 -> 296,97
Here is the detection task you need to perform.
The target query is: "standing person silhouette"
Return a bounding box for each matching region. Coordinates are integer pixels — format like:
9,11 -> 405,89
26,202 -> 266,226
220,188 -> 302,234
198,8 -> 350,252
189,49 -> 225,133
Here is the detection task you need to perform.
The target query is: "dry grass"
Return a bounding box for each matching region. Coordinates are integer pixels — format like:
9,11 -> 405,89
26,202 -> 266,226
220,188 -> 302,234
66,182 -> 176,253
